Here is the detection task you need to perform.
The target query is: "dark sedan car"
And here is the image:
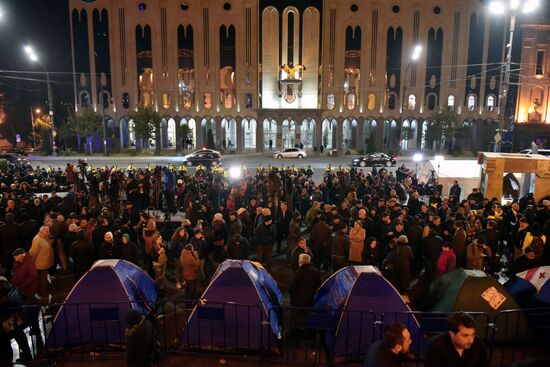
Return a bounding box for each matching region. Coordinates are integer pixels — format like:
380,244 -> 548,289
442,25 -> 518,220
0,153 -> 27,164
182,149 -> 222,166
351,153 -> 396,167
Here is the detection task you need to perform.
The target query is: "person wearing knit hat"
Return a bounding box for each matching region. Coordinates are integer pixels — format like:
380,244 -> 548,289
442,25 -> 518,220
99,231 -> 118,259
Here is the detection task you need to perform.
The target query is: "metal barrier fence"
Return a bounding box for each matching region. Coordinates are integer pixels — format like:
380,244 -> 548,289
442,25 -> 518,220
5,301 -> 550,366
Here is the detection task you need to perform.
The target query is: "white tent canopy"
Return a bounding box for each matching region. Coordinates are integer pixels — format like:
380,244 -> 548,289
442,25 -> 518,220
417,160 -> 481,199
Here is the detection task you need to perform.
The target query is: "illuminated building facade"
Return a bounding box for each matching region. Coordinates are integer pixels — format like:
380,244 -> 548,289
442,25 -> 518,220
69,0 -> 523,152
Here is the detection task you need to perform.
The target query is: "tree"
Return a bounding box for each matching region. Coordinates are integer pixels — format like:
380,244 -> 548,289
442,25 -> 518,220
322,127 -> 329,148
129,106 -> 162,153
424,109 -> 466,153
206,127 -> 215,149
34,114 -> 53,154
66,108 -> 102,153
177,123 -> 190,150
56,121 -> 73,151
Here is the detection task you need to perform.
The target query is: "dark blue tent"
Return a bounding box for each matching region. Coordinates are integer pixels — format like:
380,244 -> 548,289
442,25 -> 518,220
505,266 -> 550,308
47,260 -> 157,349
314,266 -> 419,360
180,260 -> 283,351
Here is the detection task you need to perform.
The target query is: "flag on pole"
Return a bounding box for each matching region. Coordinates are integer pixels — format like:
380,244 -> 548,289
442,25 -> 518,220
517,266 -> 550,293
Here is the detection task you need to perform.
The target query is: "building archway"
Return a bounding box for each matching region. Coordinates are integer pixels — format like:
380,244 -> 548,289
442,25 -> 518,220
282,119 -> 296,148
242,118 -> 257,149
221,118 -> 237,149
263,118 -> 277,149
300,118 -> 315,149
342,119 -> 353,150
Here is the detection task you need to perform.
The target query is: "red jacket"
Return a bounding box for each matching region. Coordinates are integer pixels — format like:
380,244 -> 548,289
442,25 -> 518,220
12,253 -> 39,300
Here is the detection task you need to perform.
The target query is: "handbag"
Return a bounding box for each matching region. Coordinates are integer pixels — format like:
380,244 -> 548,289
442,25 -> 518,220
1,311 -> 25,335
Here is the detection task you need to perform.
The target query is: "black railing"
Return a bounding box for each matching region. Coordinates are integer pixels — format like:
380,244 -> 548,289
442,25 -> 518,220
5,302 -> 550,366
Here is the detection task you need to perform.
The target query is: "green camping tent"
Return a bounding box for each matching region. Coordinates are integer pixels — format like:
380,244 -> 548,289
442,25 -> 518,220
428,269 -> 527,340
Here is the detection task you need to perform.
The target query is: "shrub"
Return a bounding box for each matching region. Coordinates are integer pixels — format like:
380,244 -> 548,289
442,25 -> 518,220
0,159 -> 7,174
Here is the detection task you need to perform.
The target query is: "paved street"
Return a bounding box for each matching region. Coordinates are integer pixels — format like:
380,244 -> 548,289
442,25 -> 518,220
26,152 -> 477,183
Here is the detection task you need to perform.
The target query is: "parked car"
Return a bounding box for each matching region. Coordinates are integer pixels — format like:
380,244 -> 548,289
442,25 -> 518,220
0,153 -> 27,164
273,148 -> 307,159
519,149 -> 550,157
351,152 -> 396,167
181,149 -> 222,166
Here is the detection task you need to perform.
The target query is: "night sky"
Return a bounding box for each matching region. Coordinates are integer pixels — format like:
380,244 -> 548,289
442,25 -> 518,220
0,1 -> 548,142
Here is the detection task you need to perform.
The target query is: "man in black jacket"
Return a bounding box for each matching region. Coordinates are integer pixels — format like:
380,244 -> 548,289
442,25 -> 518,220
364,323 -> 412,367
276,201 -> 292,254
425,312 -> 489,367
288,253 -> 321,307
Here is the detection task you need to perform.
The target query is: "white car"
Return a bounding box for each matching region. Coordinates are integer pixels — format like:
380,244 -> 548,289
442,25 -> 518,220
273,148 -> 307,159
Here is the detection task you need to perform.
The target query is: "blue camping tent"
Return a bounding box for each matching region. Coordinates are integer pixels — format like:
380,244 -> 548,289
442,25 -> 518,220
505,266 -> 550,308
181,260 -> 283,351
47,260 -> 157,349
314,266 -> 419,360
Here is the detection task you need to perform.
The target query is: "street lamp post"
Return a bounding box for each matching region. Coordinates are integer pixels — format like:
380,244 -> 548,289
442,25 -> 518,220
24,45 -> 56,155
400,46 -> 422,153
489,0 -> 540,151
98,82 -> 109,156
413,153 -> 423,176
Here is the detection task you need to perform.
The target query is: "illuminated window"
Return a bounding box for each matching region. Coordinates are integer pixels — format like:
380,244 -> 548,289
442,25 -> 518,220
536,51 -> 544,76
447,95 -> 455,110
367,93 -> 376,110
487,95 -> 495,112
162,93 -> 171,109
346,94 -> 356,110
327,94 -> 335,110
408,94 -> 416,110
467,94 -> 476,111
122,93 -> 130,109
204,92 -> 212,109
388,93 -> 397,110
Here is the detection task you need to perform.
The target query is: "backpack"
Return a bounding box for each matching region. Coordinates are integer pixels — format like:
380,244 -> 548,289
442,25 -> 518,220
531,235 -> 545,258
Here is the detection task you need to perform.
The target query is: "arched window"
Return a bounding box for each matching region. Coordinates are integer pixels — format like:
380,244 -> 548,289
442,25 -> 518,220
204,92 -> 212,109
243,118 -> 257,148
408,94 -> 416,110
447,95 -> 455,110
388,93 -> 397,110
467,94 -> 476,111
487,95 -> 495,112
367,94 -> 376,110
263,119 -> 277,148
327,94 -> 335,109
427,94 -> 437,111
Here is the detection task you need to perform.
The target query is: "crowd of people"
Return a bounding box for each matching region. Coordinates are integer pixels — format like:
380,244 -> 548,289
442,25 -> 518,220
0,157 -> 549,365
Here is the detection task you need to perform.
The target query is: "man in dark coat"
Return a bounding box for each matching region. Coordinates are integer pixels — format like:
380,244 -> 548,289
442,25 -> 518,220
120,233 -> 142,267
310,215 -> 332,271
125,309 -> 155,367
225,234 -> 249,260
364,323 -> 412,367
288,253 -> 321,307
276,201 -> 292,253
424,312 -> 489,367
255,212 -> 275,267
423,229 -> 444,279
228,211 -> 243,238
393,235 -> 414,292
331,223 -> 350,272
71,231 -> 95,279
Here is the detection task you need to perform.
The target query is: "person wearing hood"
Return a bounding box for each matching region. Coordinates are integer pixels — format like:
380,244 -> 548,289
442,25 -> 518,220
120,233 -> 141,267
125,309 -> 155,367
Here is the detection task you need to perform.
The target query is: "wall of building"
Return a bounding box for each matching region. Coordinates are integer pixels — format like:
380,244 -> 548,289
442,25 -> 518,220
69,0 -> 510,153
